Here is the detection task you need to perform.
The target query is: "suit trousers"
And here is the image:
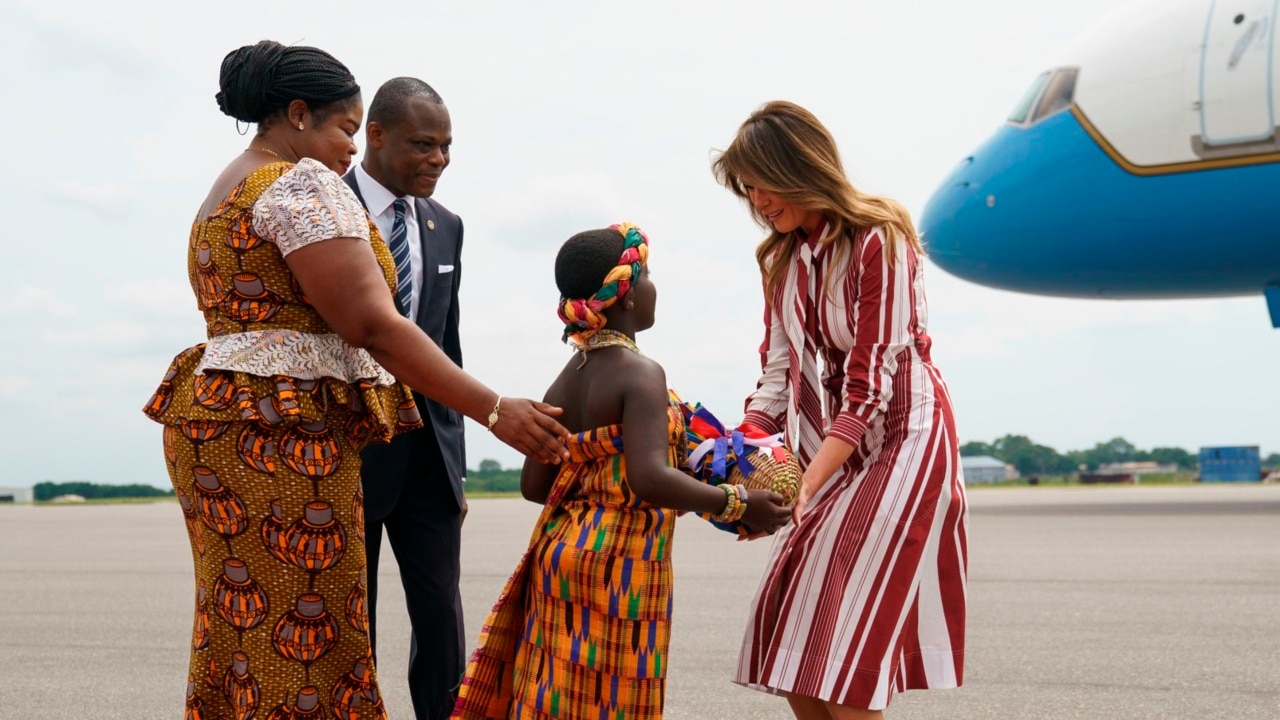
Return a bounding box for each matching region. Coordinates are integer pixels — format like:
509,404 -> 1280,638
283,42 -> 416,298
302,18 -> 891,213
364,425 -> 464,720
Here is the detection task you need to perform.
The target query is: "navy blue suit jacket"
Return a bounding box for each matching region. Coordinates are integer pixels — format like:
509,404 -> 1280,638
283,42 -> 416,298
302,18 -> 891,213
343,171 -> 466,513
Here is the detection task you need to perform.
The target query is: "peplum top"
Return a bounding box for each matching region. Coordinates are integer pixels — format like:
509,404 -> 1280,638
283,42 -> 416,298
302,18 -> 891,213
142,158 -> 422,445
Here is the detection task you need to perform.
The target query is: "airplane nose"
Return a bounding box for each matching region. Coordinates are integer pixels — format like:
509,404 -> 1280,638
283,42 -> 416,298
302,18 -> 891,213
919,114 -> 1149,297
919,156 -> 978,262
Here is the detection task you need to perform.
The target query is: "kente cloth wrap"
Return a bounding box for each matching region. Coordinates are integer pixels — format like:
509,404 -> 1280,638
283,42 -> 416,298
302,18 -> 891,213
451,399 -> 685,720
141,160 -> 424,720
558,222 -> 649,344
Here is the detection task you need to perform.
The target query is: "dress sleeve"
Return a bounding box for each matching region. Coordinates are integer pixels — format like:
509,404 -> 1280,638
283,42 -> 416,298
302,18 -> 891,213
742,285 -> 790,435
827,228 -> 913,448
252,158 -> 371,256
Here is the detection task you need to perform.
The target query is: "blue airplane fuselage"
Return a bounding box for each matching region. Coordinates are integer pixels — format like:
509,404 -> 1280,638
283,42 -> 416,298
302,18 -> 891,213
918,0 -> 1280,325
921,108 -> 1280,299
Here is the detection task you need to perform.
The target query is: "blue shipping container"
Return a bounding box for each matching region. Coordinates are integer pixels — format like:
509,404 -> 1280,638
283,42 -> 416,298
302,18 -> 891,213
1198,446 -> 1261,482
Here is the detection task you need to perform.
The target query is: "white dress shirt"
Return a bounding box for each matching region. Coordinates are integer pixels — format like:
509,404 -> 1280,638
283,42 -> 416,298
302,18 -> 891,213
354,163 -> 424,320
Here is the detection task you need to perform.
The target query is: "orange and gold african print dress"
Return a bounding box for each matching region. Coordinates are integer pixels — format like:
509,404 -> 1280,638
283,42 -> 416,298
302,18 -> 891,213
142,158 -> 420,720
453,404 -> 683,720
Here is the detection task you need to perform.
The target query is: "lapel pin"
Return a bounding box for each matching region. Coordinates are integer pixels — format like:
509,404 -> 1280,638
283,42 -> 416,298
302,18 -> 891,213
427,219 -> 436,231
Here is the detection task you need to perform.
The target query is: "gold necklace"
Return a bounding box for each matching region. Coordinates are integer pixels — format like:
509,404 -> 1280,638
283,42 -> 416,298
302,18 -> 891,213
247,145 -> 292,162
573,329 -> 640,367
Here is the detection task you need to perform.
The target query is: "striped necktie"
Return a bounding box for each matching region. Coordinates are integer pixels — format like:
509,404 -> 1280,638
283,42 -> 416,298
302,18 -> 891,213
388,198 -> 413,318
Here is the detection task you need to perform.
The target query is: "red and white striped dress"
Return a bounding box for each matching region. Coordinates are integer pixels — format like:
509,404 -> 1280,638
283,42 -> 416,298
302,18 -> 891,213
735,224 -> 967,711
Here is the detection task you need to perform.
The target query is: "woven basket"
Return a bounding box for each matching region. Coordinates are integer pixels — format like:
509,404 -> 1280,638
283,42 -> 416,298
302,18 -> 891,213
727,447 -> 801,505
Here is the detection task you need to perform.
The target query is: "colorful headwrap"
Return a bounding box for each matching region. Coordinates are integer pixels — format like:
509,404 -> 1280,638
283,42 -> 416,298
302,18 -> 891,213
557,222 -> 650,344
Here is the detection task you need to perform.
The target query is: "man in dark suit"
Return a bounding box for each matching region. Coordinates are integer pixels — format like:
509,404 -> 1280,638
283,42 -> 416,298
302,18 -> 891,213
344,77 -> 466,720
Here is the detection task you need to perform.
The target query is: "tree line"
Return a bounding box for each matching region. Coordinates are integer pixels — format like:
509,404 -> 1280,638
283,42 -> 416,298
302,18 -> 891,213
467,438 -> 1280,490
961,435 -> 1280,477
34,482 -> 174,501
466,458 -> 522,493
27,439 -> 1280,500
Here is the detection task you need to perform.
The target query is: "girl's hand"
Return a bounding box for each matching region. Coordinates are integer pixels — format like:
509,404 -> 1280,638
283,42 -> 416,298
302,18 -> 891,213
742,488 -> 791,535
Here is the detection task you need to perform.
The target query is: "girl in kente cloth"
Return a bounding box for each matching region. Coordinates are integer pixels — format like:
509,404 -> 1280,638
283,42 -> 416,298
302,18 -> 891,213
452,223 -> 792,720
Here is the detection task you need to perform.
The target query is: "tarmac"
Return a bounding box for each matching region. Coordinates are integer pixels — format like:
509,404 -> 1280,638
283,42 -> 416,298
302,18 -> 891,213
1,484 -> 1278,719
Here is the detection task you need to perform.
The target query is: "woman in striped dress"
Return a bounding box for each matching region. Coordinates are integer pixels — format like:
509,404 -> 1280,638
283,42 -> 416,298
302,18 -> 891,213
712,101 -> 968,719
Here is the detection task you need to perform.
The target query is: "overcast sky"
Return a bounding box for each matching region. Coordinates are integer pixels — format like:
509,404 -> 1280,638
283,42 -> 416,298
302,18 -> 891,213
2,0 -> 1276,487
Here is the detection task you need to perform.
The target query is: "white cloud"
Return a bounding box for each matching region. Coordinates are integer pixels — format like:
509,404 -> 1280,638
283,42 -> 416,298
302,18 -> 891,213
0,375 -> 30,398
4,287 -> 78,318
86,358 -> 170,393
469,174 -> 630,248
40,321 -> 149,348
50,180 -> 138,218
103,280 -> 196,318
924,267 -> 1236,360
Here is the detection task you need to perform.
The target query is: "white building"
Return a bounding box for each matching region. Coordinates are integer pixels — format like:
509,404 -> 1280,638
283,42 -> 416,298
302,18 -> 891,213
1097,461 -> 1178,476
0,486 -> 34,503
962,456 -> 1019,484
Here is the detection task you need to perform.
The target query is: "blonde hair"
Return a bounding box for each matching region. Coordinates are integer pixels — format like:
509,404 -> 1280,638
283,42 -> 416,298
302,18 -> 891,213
711,100 -> 922,300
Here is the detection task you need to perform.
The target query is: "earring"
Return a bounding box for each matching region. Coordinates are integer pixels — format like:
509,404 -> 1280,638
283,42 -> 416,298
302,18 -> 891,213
625,302 -> 635,310
297,121 -> 304,131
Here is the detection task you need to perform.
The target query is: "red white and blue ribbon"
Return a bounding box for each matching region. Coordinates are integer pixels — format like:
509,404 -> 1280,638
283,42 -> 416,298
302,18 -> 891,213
685,414 -> 787,481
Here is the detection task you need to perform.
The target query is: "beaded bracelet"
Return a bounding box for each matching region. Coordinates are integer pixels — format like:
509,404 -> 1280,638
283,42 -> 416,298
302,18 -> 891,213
711,483 -> 748,523
710,485 -> 735,523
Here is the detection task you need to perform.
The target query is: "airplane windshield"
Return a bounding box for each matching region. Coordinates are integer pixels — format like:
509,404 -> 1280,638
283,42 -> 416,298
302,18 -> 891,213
1008,72 -> 1050,123
1007,68 -> 1079,125
1030,68 -> 1078,123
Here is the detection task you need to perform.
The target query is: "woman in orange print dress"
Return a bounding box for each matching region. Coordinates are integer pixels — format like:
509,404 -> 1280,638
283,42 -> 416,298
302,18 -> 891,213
452,225 -> 791,720
713,102 -> 968,719
143,40 -> 571,719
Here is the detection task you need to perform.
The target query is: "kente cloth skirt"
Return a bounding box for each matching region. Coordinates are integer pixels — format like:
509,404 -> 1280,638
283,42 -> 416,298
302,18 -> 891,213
452,415 -> 680,720
162,405 -> 385,720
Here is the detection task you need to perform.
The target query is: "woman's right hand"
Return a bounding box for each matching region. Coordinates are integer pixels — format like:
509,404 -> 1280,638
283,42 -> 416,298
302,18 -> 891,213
491,398 -> 571,464
741,488 -> 791,535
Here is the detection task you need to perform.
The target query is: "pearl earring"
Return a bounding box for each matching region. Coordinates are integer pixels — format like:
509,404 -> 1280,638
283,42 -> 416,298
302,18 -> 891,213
297,122 -> 304,131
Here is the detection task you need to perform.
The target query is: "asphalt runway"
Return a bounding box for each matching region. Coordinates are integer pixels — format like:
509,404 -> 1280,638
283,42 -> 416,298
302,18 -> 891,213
2,484 -> 1278,719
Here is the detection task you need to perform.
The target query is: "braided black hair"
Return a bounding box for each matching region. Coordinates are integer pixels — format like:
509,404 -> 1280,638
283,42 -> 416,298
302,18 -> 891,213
215,40 -> 360,126
555,229 -> 626,300
368,77 -> 444,128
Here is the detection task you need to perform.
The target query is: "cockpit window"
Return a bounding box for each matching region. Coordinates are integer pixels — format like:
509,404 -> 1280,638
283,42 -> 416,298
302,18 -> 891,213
1030,68 -> 1078,123
1007,67 -> 1079,126
1008,72 -> 1050,124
